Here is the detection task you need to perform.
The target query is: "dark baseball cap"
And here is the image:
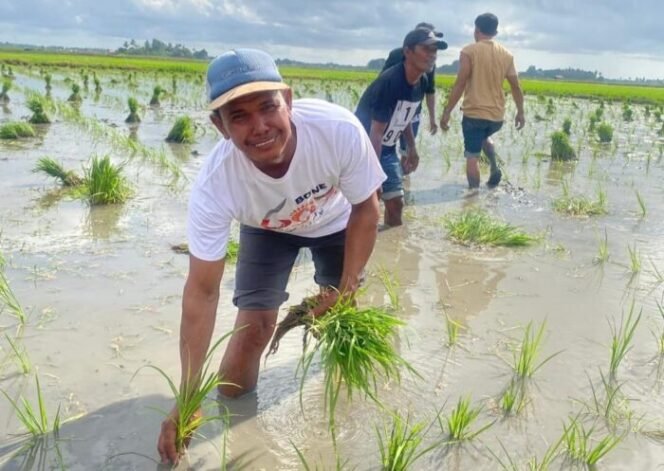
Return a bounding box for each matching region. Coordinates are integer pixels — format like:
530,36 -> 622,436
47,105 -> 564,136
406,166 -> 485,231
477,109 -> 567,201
403,28 -> 448,50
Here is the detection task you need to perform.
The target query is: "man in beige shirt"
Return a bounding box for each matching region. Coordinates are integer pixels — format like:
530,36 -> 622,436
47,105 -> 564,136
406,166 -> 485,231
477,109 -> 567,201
440,12 -> 525,189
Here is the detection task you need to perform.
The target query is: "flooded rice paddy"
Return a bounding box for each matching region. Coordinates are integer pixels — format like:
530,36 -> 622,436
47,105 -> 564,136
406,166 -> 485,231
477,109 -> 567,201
1,67 -> 664,470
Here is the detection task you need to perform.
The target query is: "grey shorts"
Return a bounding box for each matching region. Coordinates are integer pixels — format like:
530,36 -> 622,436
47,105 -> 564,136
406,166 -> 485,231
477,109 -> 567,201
232,225 -> 345,310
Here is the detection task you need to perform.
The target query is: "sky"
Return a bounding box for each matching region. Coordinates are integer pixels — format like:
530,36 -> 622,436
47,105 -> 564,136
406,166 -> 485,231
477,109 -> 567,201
1,0 -> 663,80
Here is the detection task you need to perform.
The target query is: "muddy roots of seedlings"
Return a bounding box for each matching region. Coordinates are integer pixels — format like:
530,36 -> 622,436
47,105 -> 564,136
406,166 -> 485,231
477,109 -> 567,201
266,295 -> 321,358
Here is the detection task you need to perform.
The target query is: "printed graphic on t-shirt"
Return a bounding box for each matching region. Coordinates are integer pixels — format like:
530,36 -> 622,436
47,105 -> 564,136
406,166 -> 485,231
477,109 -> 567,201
260,185 -> 338,231
382,100 -> 421,146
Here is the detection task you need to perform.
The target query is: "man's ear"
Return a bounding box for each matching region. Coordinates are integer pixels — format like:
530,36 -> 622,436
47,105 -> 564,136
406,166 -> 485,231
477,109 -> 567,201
209,111 -> 230,139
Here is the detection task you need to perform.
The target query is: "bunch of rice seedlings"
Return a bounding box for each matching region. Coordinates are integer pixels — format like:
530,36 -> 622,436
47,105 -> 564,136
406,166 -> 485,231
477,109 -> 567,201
608,301 -> 641,379
0,77 -> 11,103
44,73 -> 52,92
0,122 -> 36,140
135,331 -> 234,457
150,85 -> 165,106
67,83 -> 82,102
511,321 -> 560,379
82,73 -> 89,91
298,297 -> 416,439
597,122 -> 613,143
5,334 -> 32,374
594,229 -> 610,264
585,370 -> 631,429
376,411 -> 437,471
27,96 -> 51,124
125,97 -> 141,123
443,208 -> 538,247
627,243 -> 641,273
93,74 -> 102,94
562,117 -> 572,136
0,269 -> 26,324
561,417 -> 622,467
545,98 -> 555,115
34,157 -> 83,187
84,155 -> 132,205
1,374 -> 61,437
438,396 -> 493,442
550,131 -> 576,161
622,104 -> 633,122
166,116 -> 195,143
552,181 -> 607,217
499,379 -> 528,416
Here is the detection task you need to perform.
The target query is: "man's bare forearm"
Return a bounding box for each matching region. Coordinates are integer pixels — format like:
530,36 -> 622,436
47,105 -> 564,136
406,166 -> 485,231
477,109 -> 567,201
511,85 -> 524,114
179,282 -> 219,391
339,195 -> 380,294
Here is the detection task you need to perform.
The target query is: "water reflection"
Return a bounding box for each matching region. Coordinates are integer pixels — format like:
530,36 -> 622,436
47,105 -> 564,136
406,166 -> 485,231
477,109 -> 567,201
546,160 -> 576,187
84,204 -> 125,240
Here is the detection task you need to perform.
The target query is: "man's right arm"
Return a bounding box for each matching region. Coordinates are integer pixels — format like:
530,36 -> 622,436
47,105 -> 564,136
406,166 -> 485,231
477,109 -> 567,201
506,72 -> 525,130
158,255 -> 225,465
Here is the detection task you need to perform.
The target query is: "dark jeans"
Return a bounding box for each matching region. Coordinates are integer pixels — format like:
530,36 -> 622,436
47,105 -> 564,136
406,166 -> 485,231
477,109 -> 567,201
462,116 -> 503,157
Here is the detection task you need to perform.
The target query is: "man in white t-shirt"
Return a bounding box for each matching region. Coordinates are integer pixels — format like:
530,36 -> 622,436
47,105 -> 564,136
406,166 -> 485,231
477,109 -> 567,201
157,48 -> 386,465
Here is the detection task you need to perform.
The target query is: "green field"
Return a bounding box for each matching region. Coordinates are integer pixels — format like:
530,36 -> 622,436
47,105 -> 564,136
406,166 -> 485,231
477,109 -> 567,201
1,49 -> 663,104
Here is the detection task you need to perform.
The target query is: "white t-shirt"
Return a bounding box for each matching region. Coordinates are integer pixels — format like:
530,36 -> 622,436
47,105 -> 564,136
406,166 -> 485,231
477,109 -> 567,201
187,98 -> 386,262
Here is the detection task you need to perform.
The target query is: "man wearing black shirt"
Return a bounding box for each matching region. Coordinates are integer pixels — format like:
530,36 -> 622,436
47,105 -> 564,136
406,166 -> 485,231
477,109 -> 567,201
356,28 -> 447,227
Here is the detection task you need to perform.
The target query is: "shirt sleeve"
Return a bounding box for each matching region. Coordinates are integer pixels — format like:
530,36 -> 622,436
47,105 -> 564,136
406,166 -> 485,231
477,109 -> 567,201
187,178 -> 233,262
370,77 -> 395,124
337,120 -> 387,205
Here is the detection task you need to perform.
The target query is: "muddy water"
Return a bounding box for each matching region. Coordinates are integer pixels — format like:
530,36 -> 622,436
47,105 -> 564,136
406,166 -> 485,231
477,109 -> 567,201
1,71 -> 664,470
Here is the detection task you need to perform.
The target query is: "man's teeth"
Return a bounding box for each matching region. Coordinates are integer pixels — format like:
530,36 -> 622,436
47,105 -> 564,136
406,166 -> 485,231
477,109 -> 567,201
254,137 -> 276,148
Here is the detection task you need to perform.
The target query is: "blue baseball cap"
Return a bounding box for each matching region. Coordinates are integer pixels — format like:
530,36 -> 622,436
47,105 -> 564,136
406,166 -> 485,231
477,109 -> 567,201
206,48 -> 289,111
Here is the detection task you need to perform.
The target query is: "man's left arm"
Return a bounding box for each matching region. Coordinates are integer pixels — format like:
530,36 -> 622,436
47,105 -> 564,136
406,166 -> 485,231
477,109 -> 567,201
425,92 -> 437,135
402,124 -> 420,174
440,52 -> 472,130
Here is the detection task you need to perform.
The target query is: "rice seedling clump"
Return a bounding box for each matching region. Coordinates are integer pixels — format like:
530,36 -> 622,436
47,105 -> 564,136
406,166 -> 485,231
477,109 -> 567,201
166,116 -> 195,143
597,122 -> 614,143
125,97 -> 141,123
443,208 -> 538,247
0,77 -> 12,103
67,83 -> 82,102
552,182 -> 607,217
150,85 -> 165,106
34,157 -> 83,187
299,297 -> 415,429
27,96 -> 51,124
84,155 -> 132,205
0,121 -> 36,139
551,131 -> 576,161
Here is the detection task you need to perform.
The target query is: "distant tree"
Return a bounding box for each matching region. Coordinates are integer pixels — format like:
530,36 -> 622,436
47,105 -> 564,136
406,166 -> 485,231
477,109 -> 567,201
366,58 -> 386,70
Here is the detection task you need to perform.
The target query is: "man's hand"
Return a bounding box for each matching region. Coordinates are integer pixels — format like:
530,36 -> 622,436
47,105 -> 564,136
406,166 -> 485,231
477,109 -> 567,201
515,111 -> 525,130
401,148 -> 420,175
429,118 -> 438,135
157,406 -> 201,465
440,109 -> 452,131
309,289 -> 340,318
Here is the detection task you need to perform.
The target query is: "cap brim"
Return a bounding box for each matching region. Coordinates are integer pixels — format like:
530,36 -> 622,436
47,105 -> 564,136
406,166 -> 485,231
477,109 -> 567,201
208,81 -> 290,111
420,39 -> 448,50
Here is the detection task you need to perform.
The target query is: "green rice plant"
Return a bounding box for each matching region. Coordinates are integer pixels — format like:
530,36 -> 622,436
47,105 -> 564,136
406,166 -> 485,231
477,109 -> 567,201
376,266 -> 400,310
552,181 -> 607,217
561,417 -> 622,466
44,73 -> 52,92
299,297 -> 417,442
511,321 -> 560,379
34,157 -> 83,187
550,131 -> 576,161
562,117 -> 572,136
376,411 -> 438,471
585,370 -> 631,429
0,77 -> 11,102
1,374 -> 61,437
635,190 -> 646,218
0,270 -> 27,324
545,99 -> 555,115
608,300 -> 641,379
445,313 -> 463,347
5,334 -> 32,374
83,155 -> 132,205
27,96 -> 51,124
166,116 -> 195,143
443,208 -> 538,247
597,122 -> 613,143
0,121 -> 36,139
93,74 -> 102,94
135,331 -> 235,456
150,85 -> 165,106
650,258 -> 664,284
292,441 -> 352,471
125,96 -> 141,123
491,437 -> 562,471
499,379 -> 528,416
627,243 -> 641,274
438,396 -> 493,442
595,229 -> 610,264
67,83 -> 81,102
622,105 -> 633,122
589,114 -> 599,131
654,301 -> 664,354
